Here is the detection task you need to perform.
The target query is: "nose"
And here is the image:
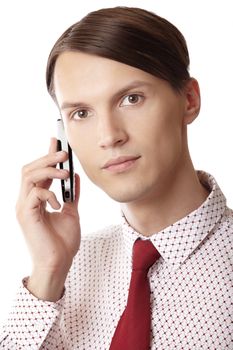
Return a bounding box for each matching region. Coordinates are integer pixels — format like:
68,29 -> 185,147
97,113 -> 128,149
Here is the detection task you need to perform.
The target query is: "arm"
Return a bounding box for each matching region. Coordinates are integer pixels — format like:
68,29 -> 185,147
0,138 -> 81,348
0,279 -> 65,349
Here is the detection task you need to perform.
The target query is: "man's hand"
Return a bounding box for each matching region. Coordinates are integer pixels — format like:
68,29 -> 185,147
16,138 -> 81,301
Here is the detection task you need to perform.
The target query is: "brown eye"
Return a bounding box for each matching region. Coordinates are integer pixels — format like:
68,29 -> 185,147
77,110 -> 88,118
120,93 -> 143,107
72,109 -> 90,120
128,94 -> 140,103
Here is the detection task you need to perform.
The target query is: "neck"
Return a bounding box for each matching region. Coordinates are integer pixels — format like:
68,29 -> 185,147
121,159 -> 210,237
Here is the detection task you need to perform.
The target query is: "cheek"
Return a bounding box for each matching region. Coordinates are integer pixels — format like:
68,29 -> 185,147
136,110 -> 183,166
72,146 -> 100,186
68,130 -> 101,182
66,127 -> 90,164
159,128 -> 183,166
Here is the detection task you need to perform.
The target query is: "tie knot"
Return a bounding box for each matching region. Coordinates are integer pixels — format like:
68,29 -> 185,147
132,239 -> 160,271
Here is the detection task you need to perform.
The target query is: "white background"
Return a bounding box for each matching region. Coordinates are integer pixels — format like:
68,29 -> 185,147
0,0 -> 232,327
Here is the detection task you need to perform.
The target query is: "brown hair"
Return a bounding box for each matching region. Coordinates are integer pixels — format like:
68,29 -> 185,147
46,7 -> 190,99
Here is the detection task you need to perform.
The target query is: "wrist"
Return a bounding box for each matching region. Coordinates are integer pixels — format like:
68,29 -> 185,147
27,267 -> 69,302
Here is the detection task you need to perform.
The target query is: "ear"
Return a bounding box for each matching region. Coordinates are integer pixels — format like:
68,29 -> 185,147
183,78 -> 201,125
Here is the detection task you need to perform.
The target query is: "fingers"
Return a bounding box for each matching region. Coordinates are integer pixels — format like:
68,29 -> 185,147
36,138 -> 65,190
17,138 -> 80,218
29,166 -> 68,185
74,173 -> 81,205
20,149 -> 67,195
29,187 -> 61,211
23,149 -> 67,174
16,187 -> 61,225
49,137 -> 58,154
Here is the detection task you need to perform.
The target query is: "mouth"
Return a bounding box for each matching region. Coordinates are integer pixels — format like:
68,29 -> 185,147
102,155 -> 141,173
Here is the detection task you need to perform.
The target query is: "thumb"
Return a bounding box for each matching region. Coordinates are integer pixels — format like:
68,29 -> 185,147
73,173 -> 80,206
62,173 -> 80,212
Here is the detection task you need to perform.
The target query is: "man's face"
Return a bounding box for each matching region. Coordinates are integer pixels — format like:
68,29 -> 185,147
54,52 -> 197,203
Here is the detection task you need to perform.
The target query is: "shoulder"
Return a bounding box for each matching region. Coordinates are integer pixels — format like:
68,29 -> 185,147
75,224 -> 123,259
212,206 -> 233,261
69,224 -> 123,276
80,224 -> 123,243
220,207 -> 233,237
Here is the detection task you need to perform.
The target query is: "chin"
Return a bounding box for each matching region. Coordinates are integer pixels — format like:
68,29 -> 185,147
102,185 -> 152,204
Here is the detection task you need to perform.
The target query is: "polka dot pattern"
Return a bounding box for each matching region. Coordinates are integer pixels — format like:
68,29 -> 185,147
0,170 -> 232,349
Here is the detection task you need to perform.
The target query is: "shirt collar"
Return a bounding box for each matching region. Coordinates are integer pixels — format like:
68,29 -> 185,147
121,170 -> 227,270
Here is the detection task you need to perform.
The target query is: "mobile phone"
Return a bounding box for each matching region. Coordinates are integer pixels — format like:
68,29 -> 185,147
57,118 -> 75,202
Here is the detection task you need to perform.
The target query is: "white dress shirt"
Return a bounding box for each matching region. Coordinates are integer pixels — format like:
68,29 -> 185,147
0,170 -> 232,349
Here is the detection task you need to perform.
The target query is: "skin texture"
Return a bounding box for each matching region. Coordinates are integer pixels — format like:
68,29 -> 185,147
54,51 -> 209,236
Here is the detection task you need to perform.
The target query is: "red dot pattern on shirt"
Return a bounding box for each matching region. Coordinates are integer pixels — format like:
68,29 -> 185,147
0,170 -> 232,349
0,282 -> 65,349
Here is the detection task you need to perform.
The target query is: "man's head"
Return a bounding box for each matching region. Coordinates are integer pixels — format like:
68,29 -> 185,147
46,7 -> 200,204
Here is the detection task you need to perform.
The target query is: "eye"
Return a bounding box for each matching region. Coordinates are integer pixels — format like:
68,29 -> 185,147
120,93 -> 143,107
71,109 -> 92,120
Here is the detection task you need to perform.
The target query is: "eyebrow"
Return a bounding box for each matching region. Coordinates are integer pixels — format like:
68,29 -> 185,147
60,80 -> 152,110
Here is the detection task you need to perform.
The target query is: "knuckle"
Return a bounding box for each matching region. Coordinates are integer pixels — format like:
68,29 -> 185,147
21,164 -> 32,181
23,172 -> 31,184
31,186 -> 50,200
31,186 -> 41,196
46,153 -> 57,164
21,164 -> 29,176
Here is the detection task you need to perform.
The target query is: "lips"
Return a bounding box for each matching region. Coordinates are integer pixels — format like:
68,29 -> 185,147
102,155 -> 140,170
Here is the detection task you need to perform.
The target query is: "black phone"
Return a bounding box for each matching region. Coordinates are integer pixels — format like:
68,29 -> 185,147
57,118 -> 75,202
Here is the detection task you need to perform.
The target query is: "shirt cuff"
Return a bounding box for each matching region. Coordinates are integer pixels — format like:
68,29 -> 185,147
1,277 -> 65,349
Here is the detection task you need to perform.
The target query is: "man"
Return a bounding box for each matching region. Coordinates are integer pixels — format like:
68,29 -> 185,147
0,6 -> 232,349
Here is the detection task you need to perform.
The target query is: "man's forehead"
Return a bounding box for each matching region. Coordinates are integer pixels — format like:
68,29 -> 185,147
54,51 -> 155,83
54,51 -> 158,104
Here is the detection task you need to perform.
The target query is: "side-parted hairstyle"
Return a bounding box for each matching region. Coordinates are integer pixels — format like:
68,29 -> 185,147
46,6 -> 190,99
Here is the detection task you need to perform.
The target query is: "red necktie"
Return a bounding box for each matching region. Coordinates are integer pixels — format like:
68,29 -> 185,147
110,239 -> 160,350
